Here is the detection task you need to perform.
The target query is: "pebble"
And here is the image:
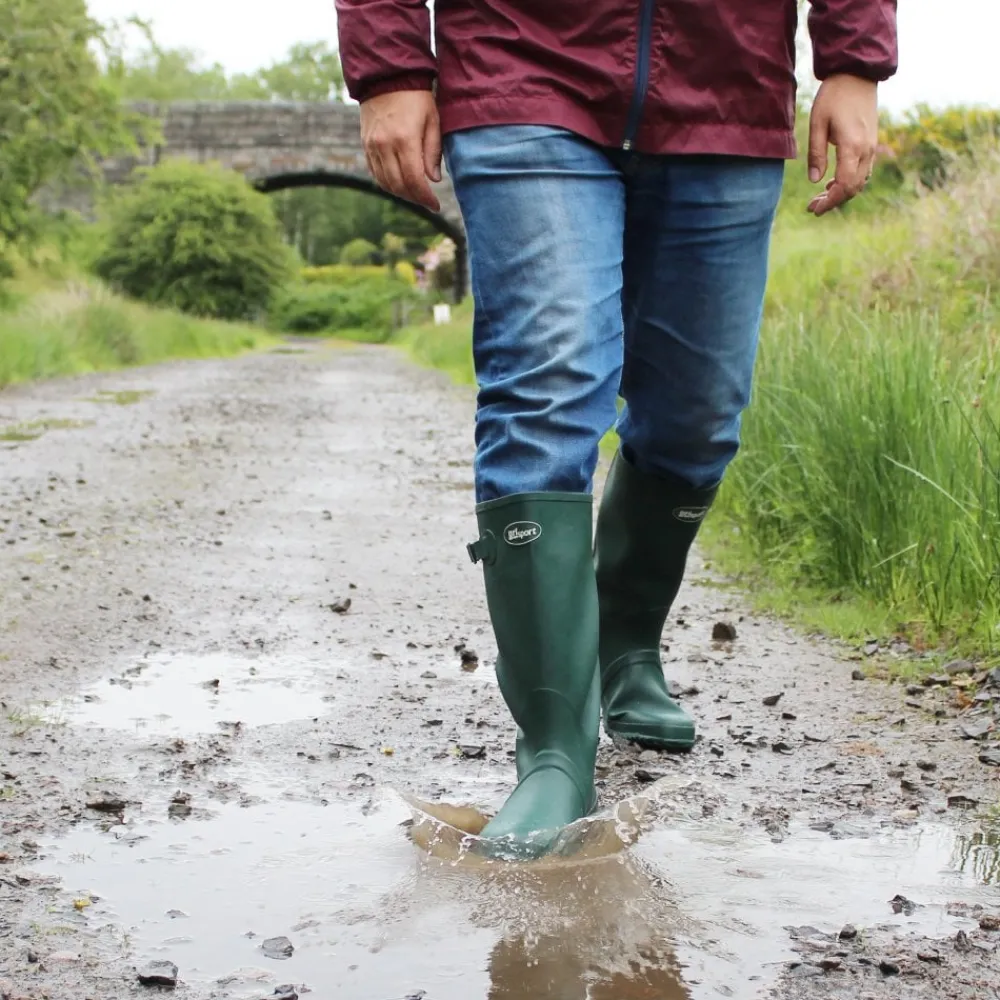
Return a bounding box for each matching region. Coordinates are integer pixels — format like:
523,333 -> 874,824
960,719 -> 994,740
639,749 -> 660,762
955,930 -> 973,953
819,957 -> 843,971
947,793 -> 980,809
86,794 -> 127,813
878,959 -> 900,976
712,621 -> 738,642
762,692 -> 784,707
839,924 -> 858,940
273,988 -> 298,1000
944,658 -> 975,675
851,669 -> 866,681
47,951 -> 81,964
979,751 -> 1000,767
980,914 -> 1000,932
916,760 -> 937,772
138,960 -> 178,987
262,937 -> 294,960
329,598 -> 351,614
635,768 -> 665,784
459,649 -> 479,671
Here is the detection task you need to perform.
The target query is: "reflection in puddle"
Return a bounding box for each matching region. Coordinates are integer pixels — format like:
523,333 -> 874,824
39,781 -> 1000,999
63,653 -> 328,736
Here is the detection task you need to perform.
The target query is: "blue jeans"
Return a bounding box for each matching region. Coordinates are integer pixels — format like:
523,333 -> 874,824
443,126 -> 785,503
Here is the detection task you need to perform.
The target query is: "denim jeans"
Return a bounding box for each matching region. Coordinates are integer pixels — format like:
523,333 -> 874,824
443,126 -> 785,503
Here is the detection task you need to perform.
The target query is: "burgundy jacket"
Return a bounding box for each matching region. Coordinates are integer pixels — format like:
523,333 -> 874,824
336,1 -> 897,160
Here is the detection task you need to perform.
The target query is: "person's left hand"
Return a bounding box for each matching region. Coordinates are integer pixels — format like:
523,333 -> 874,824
807,74 -> 880,216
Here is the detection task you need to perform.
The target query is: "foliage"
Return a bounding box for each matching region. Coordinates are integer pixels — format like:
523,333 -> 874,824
0,275 -> 270,387
269,272 -> 422,341
339,238 -> 380,267
301,263 -> 417,287
94,160 -> 294,321
0,0 -> 142,261
880,105 -> 1000,190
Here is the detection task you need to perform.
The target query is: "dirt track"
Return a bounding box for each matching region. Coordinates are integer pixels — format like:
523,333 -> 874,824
1,341 -> 998,1000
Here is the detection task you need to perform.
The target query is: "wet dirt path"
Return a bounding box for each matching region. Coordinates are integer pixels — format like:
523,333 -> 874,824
1,341 -> 998,1000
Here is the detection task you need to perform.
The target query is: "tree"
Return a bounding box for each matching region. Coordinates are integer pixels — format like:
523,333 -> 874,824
0,0 -> 140,258
95,160 -> 295,320
253,42 -> 344,101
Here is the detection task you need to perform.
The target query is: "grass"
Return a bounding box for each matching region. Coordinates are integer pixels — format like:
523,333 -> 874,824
0,273 -> 275,388
0,417 -> 92,442
389,299 -> 476,385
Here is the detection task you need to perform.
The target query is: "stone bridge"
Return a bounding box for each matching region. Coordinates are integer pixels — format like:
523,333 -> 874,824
92,102 -> 468,300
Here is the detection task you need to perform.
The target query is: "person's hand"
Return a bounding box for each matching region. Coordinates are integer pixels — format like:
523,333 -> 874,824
361,90 -> 442,212
807,74 -> 879,216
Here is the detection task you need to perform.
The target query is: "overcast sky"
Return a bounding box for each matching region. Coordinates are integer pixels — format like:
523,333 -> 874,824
89,0 -> 999,115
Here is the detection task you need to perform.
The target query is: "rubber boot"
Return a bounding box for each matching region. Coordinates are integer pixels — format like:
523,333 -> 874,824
467,493 -> 600,856
595,452 -> 718,751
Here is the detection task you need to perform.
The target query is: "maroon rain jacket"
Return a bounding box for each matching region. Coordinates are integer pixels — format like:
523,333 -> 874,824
336,0 -> 897,159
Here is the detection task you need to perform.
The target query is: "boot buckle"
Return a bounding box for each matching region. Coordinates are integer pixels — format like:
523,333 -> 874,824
467,530 -> 497,565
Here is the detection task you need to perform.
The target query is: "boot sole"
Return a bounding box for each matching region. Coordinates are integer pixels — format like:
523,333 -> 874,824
608,729 -> 695,753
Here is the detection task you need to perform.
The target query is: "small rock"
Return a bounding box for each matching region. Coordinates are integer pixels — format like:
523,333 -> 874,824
666,679 -> 684,698
803,733 -> 828,743
420,671 -> 437,680
422,719 -> 443,728
947,793 -> 980,809
457,744 -> 485,759
917,950 -> 942,964
980,914 -> 1000,932
944,659 -> 975,675
329,598 -> 351,614
166,910 -> 188,919
86,794 -> 127,813
979,751 -> 1000,767
712,621 -> 737,642
787,963 -> 823,979
889,894 -> 919,915
862,639 -> 880,657
273,987 -> 298,1000
916,760 -> 937,772
138,960 -> 178,987
960,719 -> 993,740
878,959 -> 900,976
710,745 -> 725,757
687,652 -> 708,664
638,749 -> 660,762
762,692 -> 784,707
839,924 -> 858,940
0,977 -> 12,999
819,957 -> 843,972
635,768 -> 665,784
851,669 -> 866,681
459,649 -> 479,671
923,674 -> 951,687
262,936 -> 294,960
771,741 -> 794,754
887,767 -> 905,779
955,930 -> 973,953
781,711 -> 797,721
48,951 -> 81,963
905,684 -> 925,696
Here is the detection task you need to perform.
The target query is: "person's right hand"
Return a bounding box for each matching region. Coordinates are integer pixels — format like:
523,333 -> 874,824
361,90 -> 442,212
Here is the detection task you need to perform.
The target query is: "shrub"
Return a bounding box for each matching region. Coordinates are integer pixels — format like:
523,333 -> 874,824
269,272 -> 422,341
94,160 -> 294,320
339,237 -> 379,266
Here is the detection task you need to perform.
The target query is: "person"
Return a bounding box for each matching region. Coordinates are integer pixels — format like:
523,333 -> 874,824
336,0 -> 898,853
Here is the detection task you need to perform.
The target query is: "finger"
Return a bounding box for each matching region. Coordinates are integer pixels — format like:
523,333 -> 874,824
396,139 -> 440,211
834,143 -> 866,200
423,112 -> 442,184
808,108 -> 829,184
377,146 -> 407,201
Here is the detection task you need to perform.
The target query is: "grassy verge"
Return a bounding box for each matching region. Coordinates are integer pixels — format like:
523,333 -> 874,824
390,299 -> 476,386
0,272 -> 274,388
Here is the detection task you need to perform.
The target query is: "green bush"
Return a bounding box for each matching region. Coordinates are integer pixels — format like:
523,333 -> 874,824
339,237 -> 379,266
94,160 -> 294,320
269,272 -> 422,341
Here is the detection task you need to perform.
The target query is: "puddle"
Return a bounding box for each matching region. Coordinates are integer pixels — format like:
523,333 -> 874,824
84,389 -> 155,405
63,653 -> 329,737
0,417 -> 93,442
37,781 -> 1000,1000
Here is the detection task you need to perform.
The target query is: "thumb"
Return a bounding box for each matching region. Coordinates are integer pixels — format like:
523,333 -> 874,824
808,106 -> 829,184
423,112 -> 442,184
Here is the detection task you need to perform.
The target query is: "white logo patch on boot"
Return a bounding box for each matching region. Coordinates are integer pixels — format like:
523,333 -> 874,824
504,521 -> 542,546
672,506 -> 709,524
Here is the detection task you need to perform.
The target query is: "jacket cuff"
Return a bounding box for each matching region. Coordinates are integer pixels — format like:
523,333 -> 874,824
356,72 -> 436,104
814,61 -> 895,84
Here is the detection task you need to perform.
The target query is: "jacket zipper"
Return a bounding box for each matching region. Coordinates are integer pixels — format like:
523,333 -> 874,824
622,0 -> 655,150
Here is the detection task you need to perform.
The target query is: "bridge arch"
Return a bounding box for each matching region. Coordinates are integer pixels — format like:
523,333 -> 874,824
255,170 -> 467,301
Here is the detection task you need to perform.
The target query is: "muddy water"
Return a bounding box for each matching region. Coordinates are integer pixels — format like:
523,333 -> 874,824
39,774 -> 997,999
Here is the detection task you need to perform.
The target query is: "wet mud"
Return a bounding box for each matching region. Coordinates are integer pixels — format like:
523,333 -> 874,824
1,342 -> 998,999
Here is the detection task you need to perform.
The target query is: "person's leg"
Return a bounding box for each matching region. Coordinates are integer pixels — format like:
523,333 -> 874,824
596,155 -> 784,749
445,126 -> 625,851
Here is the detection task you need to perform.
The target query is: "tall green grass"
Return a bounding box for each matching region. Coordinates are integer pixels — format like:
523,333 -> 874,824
718,153 -> 1000,652
0,277 -> 273,387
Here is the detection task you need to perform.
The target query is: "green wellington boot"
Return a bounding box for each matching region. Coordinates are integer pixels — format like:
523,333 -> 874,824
595,452 -> 718,751
467,492 -> 601,855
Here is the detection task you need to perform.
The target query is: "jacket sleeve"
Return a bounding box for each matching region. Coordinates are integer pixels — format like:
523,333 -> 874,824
807,0 -> 898,82
335,0 -> 436,103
